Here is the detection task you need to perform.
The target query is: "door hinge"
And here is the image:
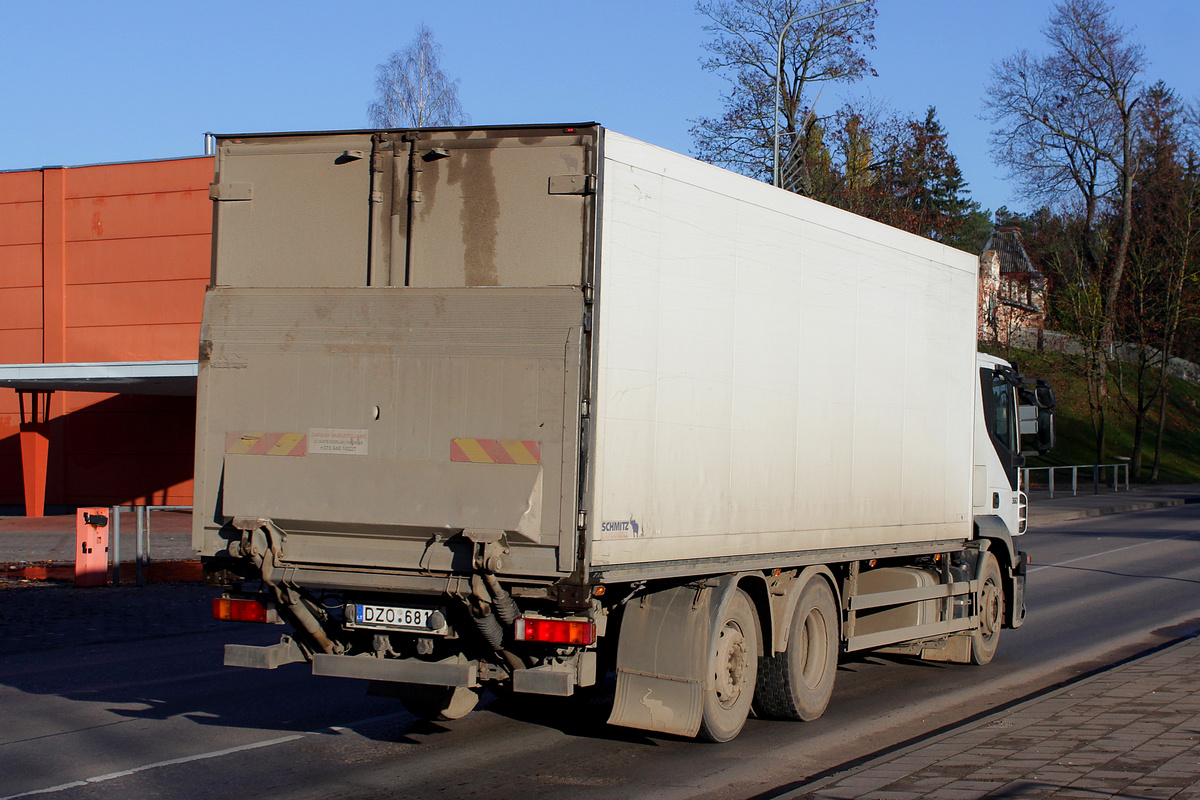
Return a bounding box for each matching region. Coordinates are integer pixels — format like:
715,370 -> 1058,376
548,174 -> 597,195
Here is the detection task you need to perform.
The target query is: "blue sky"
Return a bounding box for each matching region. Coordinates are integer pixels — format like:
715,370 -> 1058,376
3,0 -> 1197,214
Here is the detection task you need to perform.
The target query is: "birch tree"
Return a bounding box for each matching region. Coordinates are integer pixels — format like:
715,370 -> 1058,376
368,25 -> 468,128
690,0 -> 877,189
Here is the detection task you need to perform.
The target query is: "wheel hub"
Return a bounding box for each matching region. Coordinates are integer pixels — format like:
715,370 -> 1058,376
980,580 -> 1001,636
800,609 -> 828,688
714,622 -> 748,708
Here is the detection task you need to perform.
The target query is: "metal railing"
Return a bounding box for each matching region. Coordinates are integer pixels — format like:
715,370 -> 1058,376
1020,463 -> 1130,498
109,504 -> 193,586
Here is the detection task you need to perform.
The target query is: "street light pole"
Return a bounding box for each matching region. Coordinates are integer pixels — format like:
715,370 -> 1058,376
773,0 -> 870,188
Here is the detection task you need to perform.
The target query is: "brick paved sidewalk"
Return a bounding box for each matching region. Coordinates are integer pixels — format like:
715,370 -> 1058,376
789,634 -> 1200,800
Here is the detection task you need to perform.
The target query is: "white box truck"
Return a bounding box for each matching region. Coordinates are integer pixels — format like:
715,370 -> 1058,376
197,124 -> 1055,741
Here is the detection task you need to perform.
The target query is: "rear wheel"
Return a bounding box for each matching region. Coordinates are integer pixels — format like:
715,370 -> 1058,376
970,553 -> 1004,666
698,588 -> 759,742
754,578 -> 839,721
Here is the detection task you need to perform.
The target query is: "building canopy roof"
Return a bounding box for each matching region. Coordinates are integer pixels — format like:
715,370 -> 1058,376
0,361 -> 197,396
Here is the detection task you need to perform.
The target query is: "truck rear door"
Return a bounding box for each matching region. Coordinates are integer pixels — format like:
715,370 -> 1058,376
195,126 -> 598,580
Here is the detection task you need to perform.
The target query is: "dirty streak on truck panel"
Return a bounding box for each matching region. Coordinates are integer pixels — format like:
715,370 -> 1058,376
209,127 -> 595,289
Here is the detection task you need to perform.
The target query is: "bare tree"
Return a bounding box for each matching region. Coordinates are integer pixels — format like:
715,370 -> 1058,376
1122,86 -> 1200,480
368,25 -> 468,128
1150,155 -> 1200,479
985,0 -> 1145,463
690,0 -> 877,188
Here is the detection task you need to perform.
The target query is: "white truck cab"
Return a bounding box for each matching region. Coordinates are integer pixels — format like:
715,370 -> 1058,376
975,352 -> 1057,536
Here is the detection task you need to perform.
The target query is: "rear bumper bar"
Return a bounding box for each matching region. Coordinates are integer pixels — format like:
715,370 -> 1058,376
311,653 -> 478,687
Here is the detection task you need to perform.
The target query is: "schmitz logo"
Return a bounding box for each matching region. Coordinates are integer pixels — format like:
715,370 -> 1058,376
600,518 -> 642,539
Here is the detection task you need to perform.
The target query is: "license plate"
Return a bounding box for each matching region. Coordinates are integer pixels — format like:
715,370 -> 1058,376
348,603 -> 441,633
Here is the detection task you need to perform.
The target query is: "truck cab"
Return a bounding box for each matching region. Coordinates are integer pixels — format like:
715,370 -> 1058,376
975,353 -> 1057,530
973,352 -> 1056,628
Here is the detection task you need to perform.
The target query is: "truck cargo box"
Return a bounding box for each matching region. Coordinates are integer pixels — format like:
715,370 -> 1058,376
193,124 -> 978,585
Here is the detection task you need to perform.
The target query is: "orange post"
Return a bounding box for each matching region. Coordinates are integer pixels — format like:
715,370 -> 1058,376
75,508 -> 109,587
17,391 -> 53,517
19,426 -> 50,517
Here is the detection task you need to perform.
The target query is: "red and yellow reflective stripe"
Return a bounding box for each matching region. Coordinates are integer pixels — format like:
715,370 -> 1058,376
450,439 -> 541,465
225,432 -> 308,456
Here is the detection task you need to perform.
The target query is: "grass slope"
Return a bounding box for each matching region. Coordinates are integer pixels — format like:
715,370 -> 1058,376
981,345 -> 1200,485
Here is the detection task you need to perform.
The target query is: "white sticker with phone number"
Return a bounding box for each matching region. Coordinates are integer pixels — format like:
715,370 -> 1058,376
309,428 -> 368,455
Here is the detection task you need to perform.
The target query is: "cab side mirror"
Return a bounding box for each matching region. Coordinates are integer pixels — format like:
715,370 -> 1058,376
1019,404 -> 1039,436
1019,380 -> 1056,457
1035,404 -> 1056,455
1034,383 -> 1055,410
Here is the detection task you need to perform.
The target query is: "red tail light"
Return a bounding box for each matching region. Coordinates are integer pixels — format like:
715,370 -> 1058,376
514,616 -> 595,646
212,597 -> 276,623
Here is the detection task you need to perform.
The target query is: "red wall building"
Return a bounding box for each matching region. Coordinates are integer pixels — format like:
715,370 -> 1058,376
0,156 -> 213,514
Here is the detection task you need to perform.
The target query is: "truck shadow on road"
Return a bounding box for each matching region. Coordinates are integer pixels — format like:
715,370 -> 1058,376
475,675 -> 685,745
0,582 -> 1025,752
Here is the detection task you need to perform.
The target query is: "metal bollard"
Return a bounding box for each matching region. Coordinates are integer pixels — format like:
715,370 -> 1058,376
76,508 -> 110,587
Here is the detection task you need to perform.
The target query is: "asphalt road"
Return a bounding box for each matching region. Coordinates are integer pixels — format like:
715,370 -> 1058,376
1,504 -> 1198,800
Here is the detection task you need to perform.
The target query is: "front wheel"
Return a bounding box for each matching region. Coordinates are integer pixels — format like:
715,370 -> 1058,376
697,588 -> 760,742
970,552 -> 1004,666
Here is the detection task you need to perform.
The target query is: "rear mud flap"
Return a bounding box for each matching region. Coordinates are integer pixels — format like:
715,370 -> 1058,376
607,577 -> 744,737
607,584 -> 711,737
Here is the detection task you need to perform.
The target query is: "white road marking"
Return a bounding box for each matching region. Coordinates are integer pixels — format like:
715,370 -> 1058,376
324,710 -> 412,732
1029,531 -> 1195,573
0,709 -> 414,799
0,735 -> 302,799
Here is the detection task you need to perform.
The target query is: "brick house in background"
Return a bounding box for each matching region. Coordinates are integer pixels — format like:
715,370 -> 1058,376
978,226 -> 1046,347
0,156 -> 213,515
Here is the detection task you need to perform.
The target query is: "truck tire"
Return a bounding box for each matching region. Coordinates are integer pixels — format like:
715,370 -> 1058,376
970,553 -> 1004,666
754,578 -> 838,721
698,588 -> 760,742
